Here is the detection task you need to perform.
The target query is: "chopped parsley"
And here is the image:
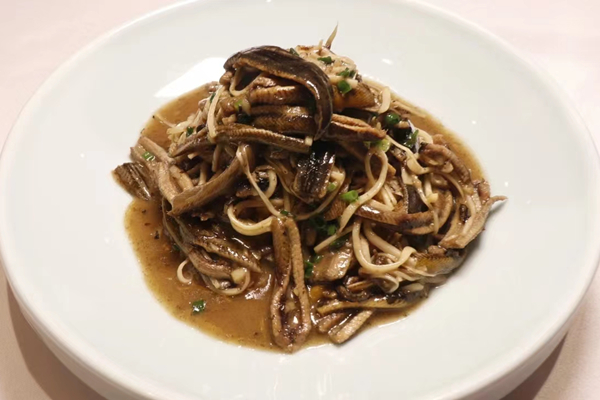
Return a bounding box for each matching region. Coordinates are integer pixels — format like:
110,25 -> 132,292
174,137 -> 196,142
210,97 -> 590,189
191,299 -> 206,314
308,215 -> 338,236
317,56 -> 334,64
209,92 -> 216,103
337,80 -> 352,95
142,151 -> 156,161
403,129 -> 419,147
340,190 -> 359,203
337,68 -> 356,78
186,126 -> 194,137
384,112 -> 401,127
364,139 -> 390,152
326,224 -> 337,236
280,209 -> 293,217
289,48 -> 300,56
304,254 -> 324,278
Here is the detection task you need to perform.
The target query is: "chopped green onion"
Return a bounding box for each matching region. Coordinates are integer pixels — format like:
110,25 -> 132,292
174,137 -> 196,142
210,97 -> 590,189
312,255 -> 324,264
326,224 -> 337,236
340,190 -> 359,203
385,112 -> 401,127
403,129 -> 419,147
186,127 -> 194,137
304,263 -> 314,278
289,48 -> 299,56
377,139 -> 390,152
330,235 -> 349,250
337,68 -> 356,78
191,299 -> 206,314
234,99 -> 243,112
209,92 -> 216,103
327,182 -> 337,192
364,139 -> 390,152
337,80 -> 352,95
280,210 -> 293,217
317,56 -> 334,65
142,151 -> 156,161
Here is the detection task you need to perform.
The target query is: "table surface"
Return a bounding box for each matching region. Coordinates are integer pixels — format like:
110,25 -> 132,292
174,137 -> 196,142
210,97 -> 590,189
1,0 -> 599,399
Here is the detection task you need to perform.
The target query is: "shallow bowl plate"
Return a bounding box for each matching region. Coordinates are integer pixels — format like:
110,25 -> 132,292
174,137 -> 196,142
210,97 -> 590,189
1,0 -> 599,399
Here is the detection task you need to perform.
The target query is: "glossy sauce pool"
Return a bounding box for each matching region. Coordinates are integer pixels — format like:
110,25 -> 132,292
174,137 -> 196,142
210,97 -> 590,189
125,83 -> 483,351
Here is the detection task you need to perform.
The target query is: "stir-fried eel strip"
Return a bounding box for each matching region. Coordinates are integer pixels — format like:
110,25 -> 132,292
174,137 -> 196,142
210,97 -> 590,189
269,218 -> 312,352
113,162 -> 152,200
293,142 -> 335,202
414,249 -> 466,275
177,217 -> 262,273
326,114 -> 386,141
215,124 -> 310,153
170,146 -> 252,215
317,298 -> 411,315
224,45 -> 333,138
439,196 -> 506,249
162,202 -> 232,279
328,310 -> 373,344
251,105 -> 316,134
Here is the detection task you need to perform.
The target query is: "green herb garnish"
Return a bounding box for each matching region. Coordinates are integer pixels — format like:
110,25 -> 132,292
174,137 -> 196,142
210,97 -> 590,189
330,234 -> 349,250
340,190 -> 359,203
304,255 -> 324,278
337,80 -> 352,95
280,210 -> 293,217
191,299 -> 206,314
327,182 -> 337,192
234,99 -> 244,112
326,224 -> 337,236
309,215 -> 337,236
289,48 -> 299,56
209,92 -> 216,103
172,243 -> 181,252
337,68 -> 356,78
318,56 -> 334,65
186,126 -> 194,137
376,139 -> 390,152
304,263 -> 314,278
403,129 -> 419,147
384,112 -> 401,127
142,151 -> 156,161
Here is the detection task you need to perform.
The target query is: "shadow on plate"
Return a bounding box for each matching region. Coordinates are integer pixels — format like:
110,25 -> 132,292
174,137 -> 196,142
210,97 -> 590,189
502,338 -> 565,399
7,281 -> 566,400
7,286 -> 106,400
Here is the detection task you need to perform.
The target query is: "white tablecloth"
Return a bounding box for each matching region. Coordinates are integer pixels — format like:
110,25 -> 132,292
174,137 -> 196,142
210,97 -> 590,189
1,1 -> 599,398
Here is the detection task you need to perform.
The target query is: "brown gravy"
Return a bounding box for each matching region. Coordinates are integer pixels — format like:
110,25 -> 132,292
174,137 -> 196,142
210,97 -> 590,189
125,83 -> 483,351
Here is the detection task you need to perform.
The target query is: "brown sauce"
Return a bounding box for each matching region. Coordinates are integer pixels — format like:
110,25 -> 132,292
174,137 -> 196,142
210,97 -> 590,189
125,83 -> 483,351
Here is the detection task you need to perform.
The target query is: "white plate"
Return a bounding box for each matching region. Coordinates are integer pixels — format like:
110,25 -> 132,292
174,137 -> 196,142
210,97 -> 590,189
1,0 -> 599,399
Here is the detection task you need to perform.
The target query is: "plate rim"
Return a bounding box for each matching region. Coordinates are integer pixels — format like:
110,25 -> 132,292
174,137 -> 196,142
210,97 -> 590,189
1,0 -> 600,399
